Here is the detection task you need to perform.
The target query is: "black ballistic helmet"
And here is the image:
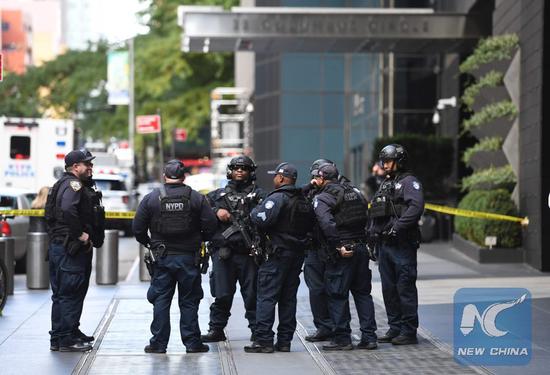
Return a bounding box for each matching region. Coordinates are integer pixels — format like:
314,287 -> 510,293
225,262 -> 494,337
379,144 -> 408,168
314,163 -> 339,180
226,155 -> 257,180
310,158 -> 334,176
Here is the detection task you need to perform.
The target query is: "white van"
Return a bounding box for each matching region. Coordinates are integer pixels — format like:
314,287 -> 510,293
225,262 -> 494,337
0,117 -> 74,191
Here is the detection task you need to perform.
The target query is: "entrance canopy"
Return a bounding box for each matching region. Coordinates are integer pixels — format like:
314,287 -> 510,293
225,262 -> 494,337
178,6 -> 490,54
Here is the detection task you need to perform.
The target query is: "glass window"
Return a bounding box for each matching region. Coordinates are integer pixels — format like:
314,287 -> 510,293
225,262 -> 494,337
0,196 -> 17,210
281,93 -> 321,127
95,179 -> 126,191
324,55 -> 345,91
10,136 -> 31,159
281,54 -> 322,91
1,22 -> 9,32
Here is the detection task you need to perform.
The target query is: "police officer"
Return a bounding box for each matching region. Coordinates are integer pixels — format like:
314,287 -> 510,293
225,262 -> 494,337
201,156 -> 266,343
300,159 -> 335,342
133,160 -> 217,354
312,163 -> 377,351
368,144 -> 424,345
46,149 -> 102,352
245,162 -> 313,353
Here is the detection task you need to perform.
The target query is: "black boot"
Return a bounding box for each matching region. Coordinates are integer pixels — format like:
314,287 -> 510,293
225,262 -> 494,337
187,343 -> 210,353
201,329 -> 226,342
356,341 -> 378,350
391,334 -> 418,345
244,342 -> 274,353
274,342 -> 291,352
377,329 -> 400,343
144,344 -> 167,354
59,342 -> 93,352
322,341 -> 353,351
75,329 -> 95,343
305,330 -> 333,342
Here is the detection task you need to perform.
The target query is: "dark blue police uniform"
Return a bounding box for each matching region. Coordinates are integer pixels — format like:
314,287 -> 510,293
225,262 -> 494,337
248,182 -> 311,351
301,182 -> 334,340
133,165 -> 217,353
313,167 -> 377,350
369,172 -> 424,342
46,150 -> 102,352
203,180 -> 265,340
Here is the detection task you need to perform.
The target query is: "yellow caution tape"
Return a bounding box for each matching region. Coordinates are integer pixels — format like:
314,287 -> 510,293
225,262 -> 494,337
0,209 -> 45,217
1,204 -> 529,226
0,209 -> 136,220
424,203 -> 529,226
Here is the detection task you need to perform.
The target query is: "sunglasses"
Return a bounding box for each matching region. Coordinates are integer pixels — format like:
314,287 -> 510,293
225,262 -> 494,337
230,165 -> 251,171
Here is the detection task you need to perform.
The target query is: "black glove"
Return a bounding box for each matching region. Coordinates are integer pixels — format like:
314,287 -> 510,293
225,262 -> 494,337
367,243 -> 378,262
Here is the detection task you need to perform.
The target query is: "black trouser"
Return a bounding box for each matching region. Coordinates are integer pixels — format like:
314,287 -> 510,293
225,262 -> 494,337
255,251 -> 304,346
208,250 -> 258,334
378,241 -> 418,336
49,242 -> 91,346
147,253 -> 203,350
325,244 -> 377,344
303,250 -> 333,334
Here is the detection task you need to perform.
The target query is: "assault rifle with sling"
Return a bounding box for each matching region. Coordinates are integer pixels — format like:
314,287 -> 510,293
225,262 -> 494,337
221,194 -> 265,264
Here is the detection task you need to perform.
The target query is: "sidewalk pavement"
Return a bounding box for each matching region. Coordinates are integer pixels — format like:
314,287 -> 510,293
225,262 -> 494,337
0,241 -> 549,375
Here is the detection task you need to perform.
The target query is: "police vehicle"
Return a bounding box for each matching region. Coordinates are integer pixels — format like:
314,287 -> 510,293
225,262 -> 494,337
0,117 -> 74,191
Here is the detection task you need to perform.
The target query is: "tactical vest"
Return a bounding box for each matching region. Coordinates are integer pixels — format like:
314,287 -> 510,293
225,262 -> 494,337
155,185 -> 193,235
221,183 -> 259,216
369,173 -> 411,218
325,183 -> 368,230
275,189 -> 315,236
44,175 -> 71,227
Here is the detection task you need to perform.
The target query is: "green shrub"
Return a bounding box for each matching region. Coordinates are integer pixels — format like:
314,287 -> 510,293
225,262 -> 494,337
459,34 -> 519,73
462,71 -> 504,109
463,100 -> 517,132
463,137 -> 503,166
454,189 -> 521,248
461,165 -> 516,191
372,134 -> 453,199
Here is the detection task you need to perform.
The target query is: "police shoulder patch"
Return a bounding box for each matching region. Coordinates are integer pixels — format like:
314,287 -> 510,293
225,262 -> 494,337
395,183 -> 402,189
313,198 -> 319,209
265,200 -> 275,209
70,180 -> 82,192
412,181 -> 421,190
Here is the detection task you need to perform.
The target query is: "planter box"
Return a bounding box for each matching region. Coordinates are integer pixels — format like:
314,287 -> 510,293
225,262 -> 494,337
471,86 -> 509,112
468,150 -> 508,170
472,57 -> 513,80
470,115 -> 514,139
452,233 -> 524,263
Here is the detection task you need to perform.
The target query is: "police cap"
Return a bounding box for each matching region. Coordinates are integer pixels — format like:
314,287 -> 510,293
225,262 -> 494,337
164,160 -> 185,179
310,158 -> 334,176
65,150 -> 95,167
314,163 -> 339,180
267,162 -> 298,180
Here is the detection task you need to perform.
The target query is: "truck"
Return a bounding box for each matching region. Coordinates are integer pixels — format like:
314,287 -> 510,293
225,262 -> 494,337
1,117 -> 74,191
210,87 -> 253,177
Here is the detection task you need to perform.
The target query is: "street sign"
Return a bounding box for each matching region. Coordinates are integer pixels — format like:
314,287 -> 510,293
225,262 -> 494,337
174,128 -> 187,142
136,115 -> 161,134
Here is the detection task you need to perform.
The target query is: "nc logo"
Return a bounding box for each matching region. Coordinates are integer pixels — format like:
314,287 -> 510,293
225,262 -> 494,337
459,294 -> 527,337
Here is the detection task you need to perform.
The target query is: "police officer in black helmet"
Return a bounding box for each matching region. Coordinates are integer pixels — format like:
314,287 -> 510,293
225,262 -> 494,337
201,155 -> 266,343
245,162 -> 314,353
368,144 -> 424,346
300,158 -> 336,342
312,163 -> 378,351
133,160 -> 217,354
45,149 -> 103,352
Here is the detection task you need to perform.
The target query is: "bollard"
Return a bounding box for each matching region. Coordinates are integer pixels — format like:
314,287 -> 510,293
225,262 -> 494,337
96,229 -> 119,285
0,237 -> 15,295
26,233 -> 50,289
139,244 -> 151,282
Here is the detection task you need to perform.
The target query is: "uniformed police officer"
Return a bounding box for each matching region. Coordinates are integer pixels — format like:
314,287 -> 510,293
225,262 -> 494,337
312,163 -> 377,351
46,149 -> 103,352
201,156 -> 266,343
368,144 -> 424,345
133,160 -> 217,354
301,159 -> 335,342
244,162 -> 313,353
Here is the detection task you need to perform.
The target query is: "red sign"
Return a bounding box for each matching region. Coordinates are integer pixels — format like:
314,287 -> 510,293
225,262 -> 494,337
136,115 -> 161,134
174,128 -> 187,142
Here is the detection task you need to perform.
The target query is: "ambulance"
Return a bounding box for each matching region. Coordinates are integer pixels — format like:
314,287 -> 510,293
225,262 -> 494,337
0,117 -> 74,191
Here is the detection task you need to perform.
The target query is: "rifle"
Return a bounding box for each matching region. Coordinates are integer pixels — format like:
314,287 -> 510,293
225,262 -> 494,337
221,195 -> 265,264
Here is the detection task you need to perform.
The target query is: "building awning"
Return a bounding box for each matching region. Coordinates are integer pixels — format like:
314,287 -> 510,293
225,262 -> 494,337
178,6 -> 490,54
